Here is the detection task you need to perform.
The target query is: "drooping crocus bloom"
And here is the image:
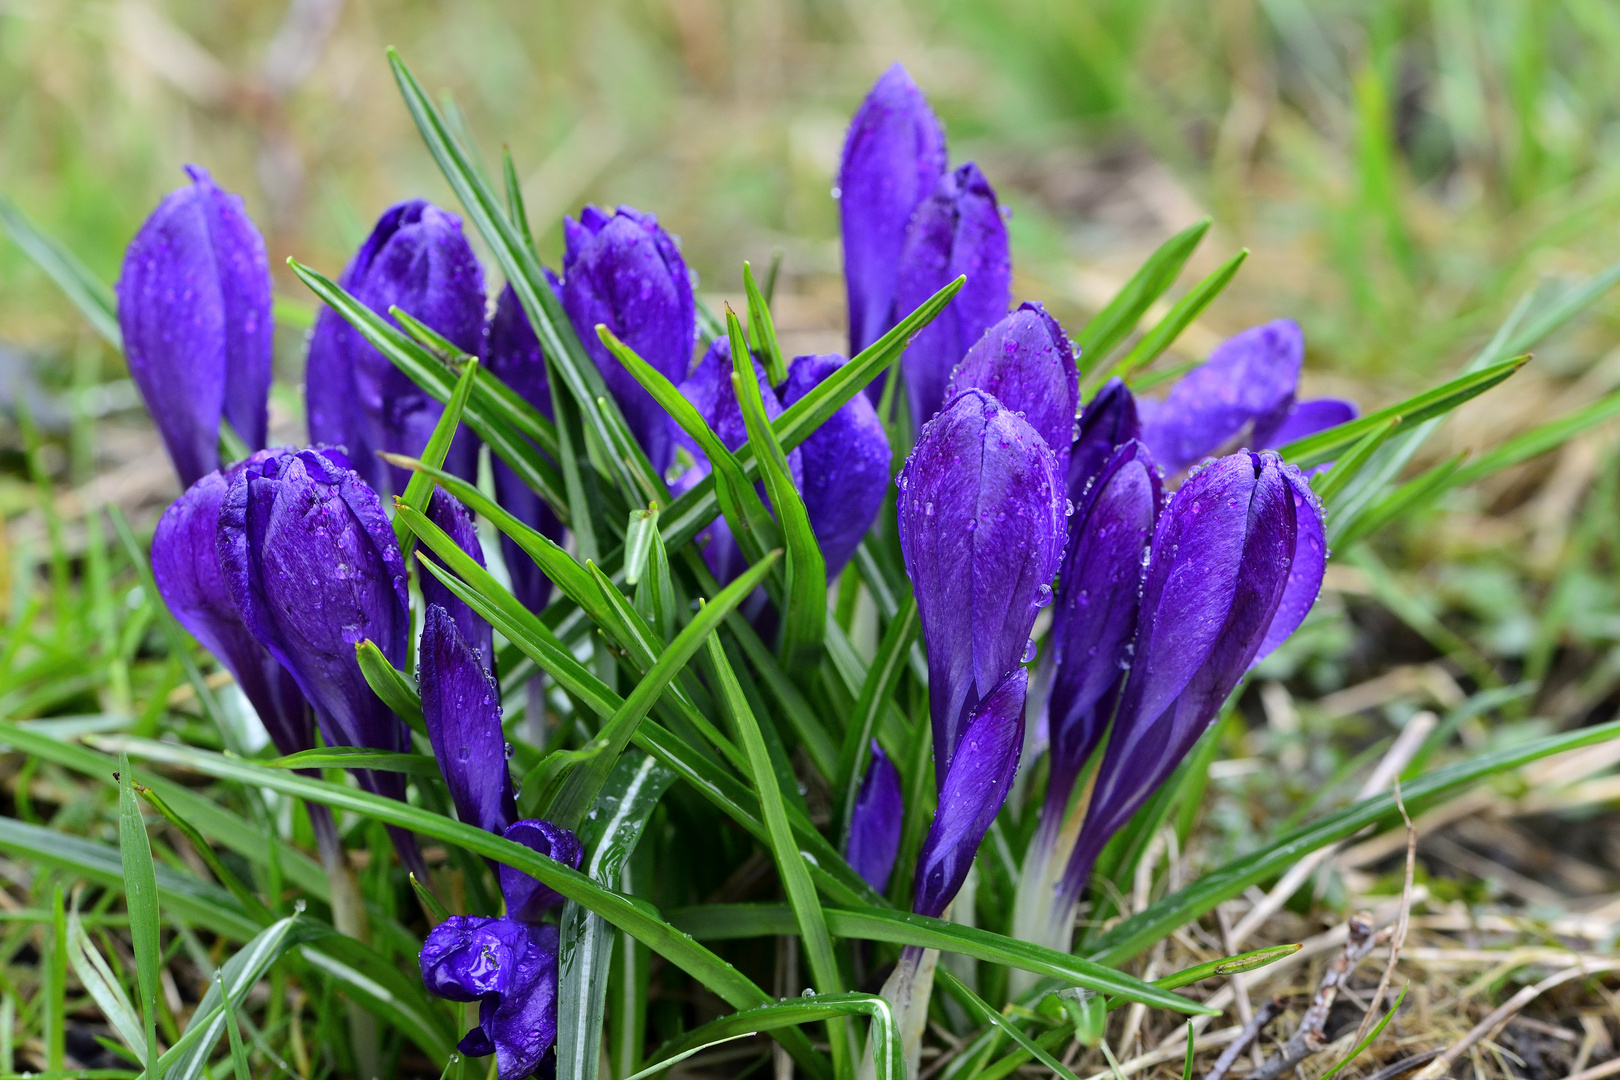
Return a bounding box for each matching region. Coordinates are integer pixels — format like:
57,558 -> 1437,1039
672,336 -> 803,583
944,302 -> 1079,481
306,200 -> 485,496
845,742 -> 904,894
778,353 -> 891,578
895,163 -> 1012,430
117,165 -> 272,487
417,608 -> 584,1080
838,63 -> 947,358
486,284 -> 566,614
1056,452 -> 1323,915
1139,320 -> 1357,473
421,488 -> 494,669
561,205 -> 695,474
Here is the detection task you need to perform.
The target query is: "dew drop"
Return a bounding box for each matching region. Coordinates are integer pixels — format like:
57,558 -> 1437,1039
1022,639 -> 1038,663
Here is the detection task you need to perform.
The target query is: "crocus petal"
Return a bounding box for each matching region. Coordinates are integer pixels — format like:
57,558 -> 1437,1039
1257,397 -> 1358,450
306,200 -> 484,496
896,163 -> 1012,429
478,922 -> 561,1080
498,819 -> 585,922
845,742 -> 904,894
1044,440 -> 1161,813
562,205 -> 695,474
897,390 -> 1065,776
117,164 -> 272,486
945,302 -> 1079,478
421,488 -> 494,667
1061,451 -> 1297,901
419,605 -> 515,838
306,309 -> 376,480
421,917 -> 561,1080
912,668 -> 1027,918
1068,378 -> 1141,508
1140,320 -> 1303,473
838,63 -> 948,358
420,914 -> 526,1002
151,465 -> 312,757
487,284 -> 566,613
779,353 -> 891,577
1254,464 -> 1326,663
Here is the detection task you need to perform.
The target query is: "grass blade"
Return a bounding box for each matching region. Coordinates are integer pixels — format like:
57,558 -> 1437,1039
133,784 -> 275,927
0,194 -> 122,348
267,746 -> 443,776
935,968 -> 1084,1080
836,597 -> 917,839
355,639 -> 428,737
393,354 -> 480,551
117,752 -> 161,1072
1108,247 -> 1248,384
639,995 -> 903,1080
1317,985 -> 1408,1080
1074,218 -> 1209,374
1330,452 -> 1468,548
744,261 -> 788,386
1312,415 -> 1403,503
66,904 -> 147,1061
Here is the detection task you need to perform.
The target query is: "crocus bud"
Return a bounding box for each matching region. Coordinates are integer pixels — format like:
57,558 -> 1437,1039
944,302 -> 1079,478
419,605 -> 514,838
117,165 -> 272,487
1139,320 -> 1358,473
487,285 -> 566,613
1060,451 -> 1321,904
846,742 -> 903,894
422,489 -> 494,667
895,163 -> 1012,429
151,460 -> 311,757
420,916 -> 560,1080
1068,378 -> 1140,508
779,353 -> 891,577
838,64 -> 948,357
561,205 -> 695,474
897,390 -> 1065,774
673,336 -> 803,583
306,200 -> 484,496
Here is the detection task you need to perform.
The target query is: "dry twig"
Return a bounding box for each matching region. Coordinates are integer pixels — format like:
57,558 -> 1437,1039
1353,782 -> 1415,1044
1204,997 -> 1288,1080
1249,914 -> 1381,1080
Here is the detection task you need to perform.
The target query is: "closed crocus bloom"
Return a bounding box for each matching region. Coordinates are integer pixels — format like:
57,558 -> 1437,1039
307,200 -> 484,495
419,605 -> 514,837
117,165 -> 272,487
1059,451 -> 1320,908
421,917 -> 560,1080
895,163 -> 1012,429
846,742 -> 904,894
779,353 -> 890,577
1068,378 -> 1141,507
151,461 -> 311,757
421,488 -> 494,667
562,205 -> 695,474
945,302 -> 1079,480
487,284 -> 565,613
838,63 -> 947,357
497,819 -> 585,922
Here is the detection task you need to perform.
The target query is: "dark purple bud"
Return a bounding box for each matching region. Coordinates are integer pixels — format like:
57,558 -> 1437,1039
419,605 -> 514,838
117,165 -> 272,487
779,353 -> 891,577
845,741 -> 903,894
561,205 -> 695,474
218,448 -> 416,823
306,200 -> 484,496
421,916 -> 560,1080
1068,378 -> 1141,509
672,336 -> 802,583
912,668 -> 1026,918
487,284 -> 566,613
1043,440 -> 1161,824
1139,320 -> 1302,473
497,819 -> 585,922
1254,397 -> 1358,451
151,463 -> 312,757
895,163 -> 1012,428
838,63 -> 948,358
945,302 -> 1079,477
1061,451 -> 1302,903
896,390 -> 1065,777
422,489 -> 493,667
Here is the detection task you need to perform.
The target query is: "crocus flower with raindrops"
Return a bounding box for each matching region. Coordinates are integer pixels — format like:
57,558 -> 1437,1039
845,741 -> 904,895
561,204 -> 696,475
420,487 -> 494,671
117,164 -> 272,487
306,199 -> 485,496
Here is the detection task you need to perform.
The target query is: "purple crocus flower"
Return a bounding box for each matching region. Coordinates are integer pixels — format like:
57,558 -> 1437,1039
672,336 -> 803,583
845,742 -> 904,894
944,302 -> 1079,481
1068,378 -> 1141,508
486,284 -> 566,614
1058,451 -> 1323,907
561,205 -> 695,474
420,917 -> 560,1080
419,604 -> 514,838
421,488 -> 494,669
897,389 -> 1065,915
838,64 -> 948,358
306,200 -> 484,496
151,458 -> 312,757
778,353 -> 891,578
117,165 -> 272,487
895,163 -> 1012,430
1139,320 -> 1357,473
